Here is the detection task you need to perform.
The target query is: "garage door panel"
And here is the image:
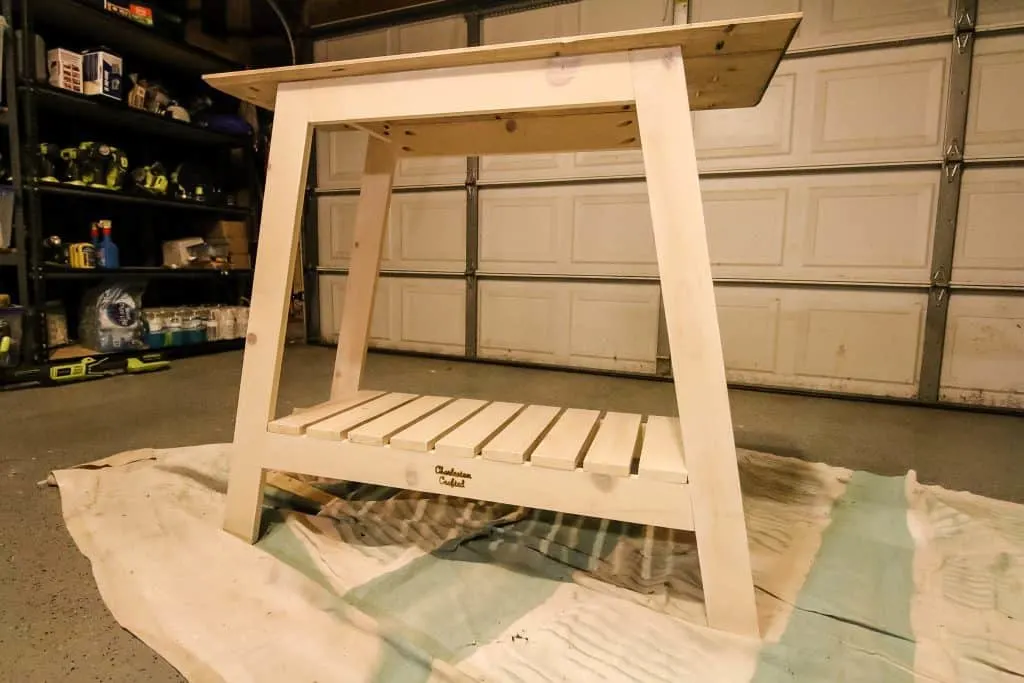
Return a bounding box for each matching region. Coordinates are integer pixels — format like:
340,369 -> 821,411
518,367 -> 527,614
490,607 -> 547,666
317,195 -> 360,268
811,58 -> 945,155
572,150 -> 646,177
717,294 -> 782,372
704,171 -> 938,282
966,35 -> 1024,160
940,294 -> 1024,408
705,188 -> 789,268
690,0 -> 952,50
579,0 -> 674,32
952,167 -> 1024,285
392,15 -> 467,53
696,44 -> 948,171
978,0 -> 1024,30
717,287 -> 927,397
796,305 -> 922,384
392,192 -> 467,271
479,184 -> 657,276
394,280 -> 467,353
319,275 -> 466,354
479,281 -> 567,362
317,130 -> 370,190
570,193 -> 657,270
568,285 -> 660,372
478,280 -> 659,372
318,192 -> 466,272
314,28 -> 388,61
318,275 -> 392,344
479,190 -> 563,269
803,182 -> 934,270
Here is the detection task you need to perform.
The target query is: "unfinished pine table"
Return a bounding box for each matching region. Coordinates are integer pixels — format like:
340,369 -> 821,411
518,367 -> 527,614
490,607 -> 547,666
205,12 -> 801,638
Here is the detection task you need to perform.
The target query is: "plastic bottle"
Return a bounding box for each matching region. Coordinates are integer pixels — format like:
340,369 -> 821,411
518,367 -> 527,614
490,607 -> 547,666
97,219 -> 119,269
89,222 -> 100,250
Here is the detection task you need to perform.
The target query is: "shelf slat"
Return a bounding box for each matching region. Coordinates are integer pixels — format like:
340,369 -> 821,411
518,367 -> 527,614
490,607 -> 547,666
25,85 -> 250,146
29,183 -> 250,216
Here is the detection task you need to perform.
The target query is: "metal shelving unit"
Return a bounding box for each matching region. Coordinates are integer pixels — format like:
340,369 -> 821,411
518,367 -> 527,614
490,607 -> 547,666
0,0 -> 262,387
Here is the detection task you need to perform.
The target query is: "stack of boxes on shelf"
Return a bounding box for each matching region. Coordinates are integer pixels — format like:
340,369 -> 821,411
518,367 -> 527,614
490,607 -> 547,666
161,220 -> 251,270
49,47 -> 123,98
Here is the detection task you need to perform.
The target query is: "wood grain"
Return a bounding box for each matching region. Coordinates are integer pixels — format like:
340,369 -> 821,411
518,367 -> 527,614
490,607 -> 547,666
204,14 -> 801,111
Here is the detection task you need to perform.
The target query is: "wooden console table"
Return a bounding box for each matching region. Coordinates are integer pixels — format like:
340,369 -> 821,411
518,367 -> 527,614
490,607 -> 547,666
205,12 -> 801,638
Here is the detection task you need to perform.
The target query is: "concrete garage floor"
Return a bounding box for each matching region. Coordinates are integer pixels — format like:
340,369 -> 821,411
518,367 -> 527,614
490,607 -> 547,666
1,345 -> 1023,682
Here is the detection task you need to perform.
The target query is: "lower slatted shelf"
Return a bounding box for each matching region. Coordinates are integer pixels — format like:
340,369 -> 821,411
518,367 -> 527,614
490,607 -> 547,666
269,391 -> 688,484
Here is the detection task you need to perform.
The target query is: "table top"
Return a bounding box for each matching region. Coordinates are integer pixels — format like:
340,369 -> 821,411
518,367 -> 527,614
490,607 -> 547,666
205,13 -> 801,111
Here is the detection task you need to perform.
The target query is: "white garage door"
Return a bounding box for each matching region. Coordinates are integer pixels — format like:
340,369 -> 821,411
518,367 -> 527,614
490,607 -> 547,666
309,0 -> 1024,409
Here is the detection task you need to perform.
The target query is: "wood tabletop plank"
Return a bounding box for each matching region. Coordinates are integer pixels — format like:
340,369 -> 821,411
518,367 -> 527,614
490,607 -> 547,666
582,412 -> 642,477
434,401 -> 524,458
637,416 -> 689,483
389,398 -> 489,452
531,408 -> 601,471
204,14 -> 801,111
347,395 -> 454,446
267,390 -> 384,435
306,392 -> 418,441
482,404 -> 562,464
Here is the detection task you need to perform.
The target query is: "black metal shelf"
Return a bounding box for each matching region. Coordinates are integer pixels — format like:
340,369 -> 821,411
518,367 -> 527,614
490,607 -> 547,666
0,251 -> 18,266
25,85 -> 251,146
42,265 -> 252,279
28,182 -> 250,216
25,0 -> 241,74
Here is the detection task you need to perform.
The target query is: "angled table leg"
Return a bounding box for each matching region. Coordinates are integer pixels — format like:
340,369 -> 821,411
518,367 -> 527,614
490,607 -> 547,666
631,47 -> 759,637
330,137 -> 398,401
224,94 -> 313,542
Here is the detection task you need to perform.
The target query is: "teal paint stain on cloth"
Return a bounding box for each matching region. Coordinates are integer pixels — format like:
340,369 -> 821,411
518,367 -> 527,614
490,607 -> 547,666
346,526 -> 576,663
754,471 -> 916,682
257,516 -> 439,683
258,510 -> 600,683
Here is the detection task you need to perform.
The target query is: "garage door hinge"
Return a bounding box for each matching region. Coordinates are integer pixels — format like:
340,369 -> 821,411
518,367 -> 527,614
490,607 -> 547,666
956,7 -> 975,31
944,161 -> 962,183
955,32 -> 971,54
932,266 -> 949,287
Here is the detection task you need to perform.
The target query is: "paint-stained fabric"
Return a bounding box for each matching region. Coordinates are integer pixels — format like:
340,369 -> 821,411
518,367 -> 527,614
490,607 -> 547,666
52,443 -> 1024,682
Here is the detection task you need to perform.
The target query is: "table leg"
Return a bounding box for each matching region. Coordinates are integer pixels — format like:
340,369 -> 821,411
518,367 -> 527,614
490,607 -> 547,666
631,47 -> 760,637
330,137 -> 398,401
224,95 -> 313,543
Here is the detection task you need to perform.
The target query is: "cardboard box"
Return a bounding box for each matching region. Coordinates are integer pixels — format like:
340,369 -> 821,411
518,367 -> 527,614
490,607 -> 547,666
207,220 -> 248,241
83,49 -> 123,100
162,237 -> 206,268
229,254 -> 252,269
48,48 -> 83,93
207,236 -> 249,256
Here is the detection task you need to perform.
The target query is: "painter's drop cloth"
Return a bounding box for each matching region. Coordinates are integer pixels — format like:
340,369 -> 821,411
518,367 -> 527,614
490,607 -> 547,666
53,444 -> 1024,682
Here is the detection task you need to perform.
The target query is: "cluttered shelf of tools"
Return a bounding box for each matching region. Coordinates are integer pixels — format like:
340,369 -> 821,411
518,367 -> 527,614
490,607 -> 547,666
27,182 -> 250,216
22,0 -> 239,75
41,265 -> 252,279
24,85 -> 251,147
